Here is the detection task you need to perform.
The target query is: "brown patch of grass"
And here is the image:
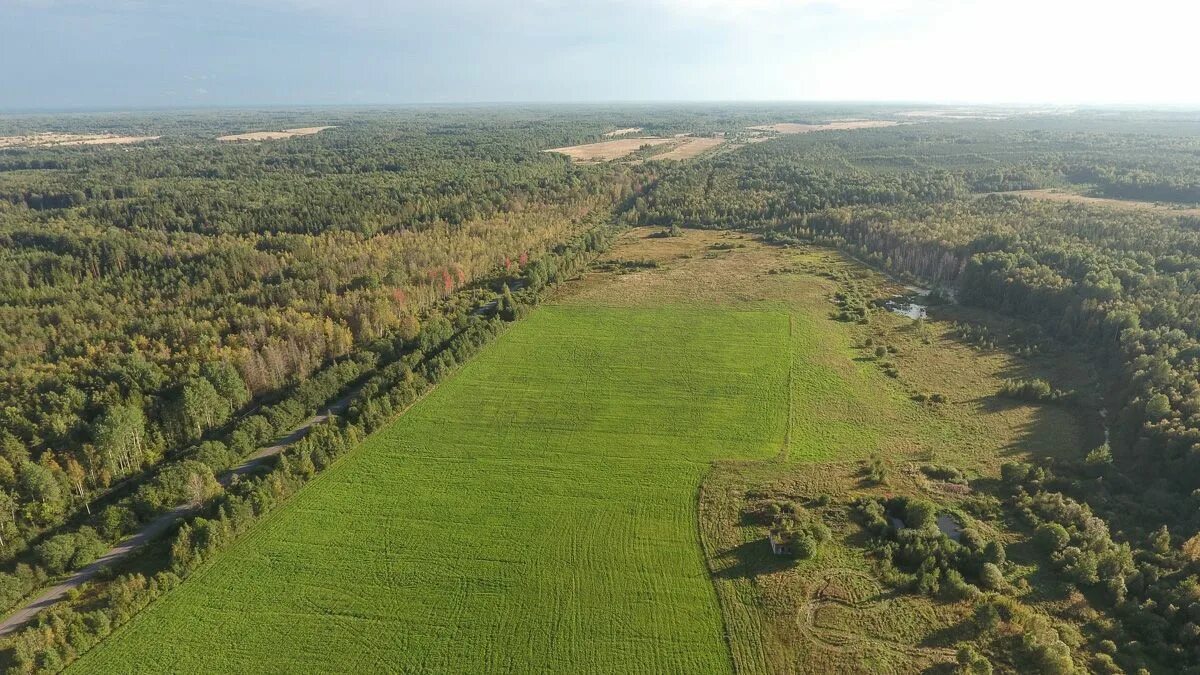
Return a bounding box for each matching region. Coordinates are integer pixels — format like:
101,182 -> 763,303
216,126 -> 335,142
1000,188 -> 1200,217
748,120 -> 899,134
543,137 -> 672,162
601,127 -> 642,137
653,136 -> 725,160
0,133 -> 160,148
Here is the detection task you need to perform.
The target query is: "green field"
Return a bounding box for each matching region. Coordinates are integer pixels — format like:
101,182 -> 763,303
73,305 -> 801,673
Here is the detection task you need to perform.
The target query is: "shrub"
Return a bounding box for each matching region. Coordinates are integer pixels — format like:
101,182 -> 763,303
1035,522 -> 1071,553
998,378 -> 1070,403
921,464 -> 966,484
980,562 -> 1006,590
35,534 -> 79,575
97,505 -> 138,540
956,645 -> 993,674
134,460 -> 222,517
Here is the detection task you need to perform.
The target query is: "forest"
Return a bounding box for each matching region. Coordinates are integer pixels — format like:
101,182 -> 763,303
3,106 -> 1200,672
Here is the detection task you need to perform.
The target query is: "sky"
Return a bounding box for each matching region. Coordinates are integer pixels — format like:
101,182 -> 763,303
2,0 -> 1199,110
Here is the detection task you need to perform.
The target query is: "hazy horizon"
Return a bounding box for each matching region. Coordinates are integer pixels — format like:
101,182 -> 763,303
4,0 -> 1199,110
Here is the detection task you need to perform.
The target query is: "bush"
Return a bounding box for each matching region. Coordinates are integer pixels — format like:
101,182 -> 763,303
864,454 -> 888,485
904,499 -> 938,529
97,505 -> 138,540
133,460 -> 222,517
35,534 -> 79,575
921,464 -> 966,484
70,527 -> 108,568
193,440 -> 235,472
942,569 -> 981,601
980,562 -> 1006,590
1035,522 -> 1070,552
998,378 -> 1070,403
956,645 -> 993,674
0,571 -> 29,608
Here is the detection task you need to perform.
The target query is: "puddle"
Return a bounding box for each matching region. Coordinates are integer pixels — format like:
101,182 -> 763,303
882,283 -> 955,319
884,300 -> 927,320
936,514 -> 963,541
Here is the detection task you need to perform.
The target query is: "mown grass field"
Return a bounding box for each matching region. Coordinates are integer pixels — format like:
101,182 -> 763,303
71,228 -> 1087,673
73,302 -> 797,673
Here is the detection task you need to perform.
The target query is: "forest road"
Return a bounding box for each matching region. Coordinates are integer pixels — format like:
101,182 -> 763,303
0,387 -> 361,637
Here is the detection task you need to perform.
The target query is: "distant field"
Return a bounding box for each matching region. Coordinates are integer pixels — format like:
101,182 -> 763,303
1004,188 -> 1200,217
0,133 -> 160,148
216,126 -> 335,142
602,127 -> 642,137
544,137 -> 671,161
654,136 -> 725,160
748,120 -> 899,134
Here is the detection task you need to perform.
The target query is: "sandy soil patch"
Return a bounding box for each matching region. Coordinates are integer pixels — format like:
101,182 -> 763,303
217,126 -> 335,142
653,136 -> 725,160
545,137 -> 671,162
0,133 -> 160,148
748,120 -> 899,134
1002,189 -> 1200,217
602,127 -> 642,137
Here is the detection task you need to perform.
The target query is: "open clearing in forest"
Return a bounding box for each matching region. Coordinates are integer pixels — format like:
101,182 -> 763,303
0,133 -> 160,148
1003,188 -> 1200,217
70,229 -> 1086,673
544,137 -> 672,161
654,136 -> 725,160
748,120 -> 899,134
216,126 -> 335,142
602,127 -> 642,137
71,241 -> 795,671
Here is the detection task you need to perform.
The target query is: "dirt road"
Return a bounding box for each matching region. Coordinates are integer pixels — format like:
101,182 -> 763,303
0,389 -> 358,637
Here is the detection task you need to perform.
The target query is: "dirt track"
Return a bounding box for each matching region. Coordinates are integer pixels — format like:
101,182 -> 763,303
0,389 -> 358,637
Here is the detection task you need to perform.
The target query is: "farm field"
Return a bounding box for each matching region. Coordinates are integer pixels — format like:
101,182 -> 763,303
1004,188 -> 1200,217
544,137 -> 672,161
0,133 -> 160,148
216,126 -> 335,141
73,303 -> 789,673
654,136 -> 726,160
747,120 -> 899,134
67,228 -> 1090,673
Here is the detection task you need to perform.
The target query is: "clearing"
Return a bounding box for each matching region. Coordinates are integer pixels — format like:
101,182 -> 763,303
0,133 -> 160,148
544,137 -> 672,162
653,136 -> 726,161
602,127 -> 642,137
748,120 -> 899,135
216,126 -> 335,142
1002,188 -> 1200,217
69,229 -> 1087,673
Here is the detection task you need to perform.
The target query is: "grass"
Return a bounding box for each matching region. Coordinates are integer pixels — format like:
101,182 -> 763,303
70,228 -> 1089,672
73,303 -> 792,673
